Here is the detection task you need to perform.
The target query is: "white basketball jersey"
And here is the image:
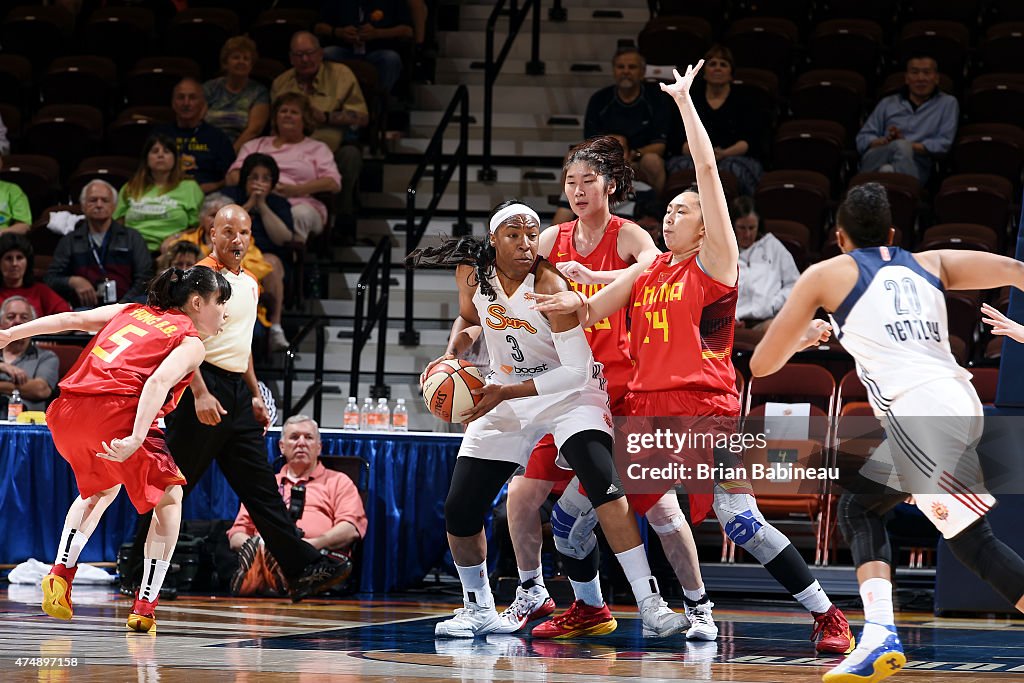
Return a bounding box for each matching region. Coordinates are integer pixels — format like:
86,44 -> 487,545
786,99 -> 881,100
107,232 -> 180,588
473,268 -> 604,391
828,247 -> 970,406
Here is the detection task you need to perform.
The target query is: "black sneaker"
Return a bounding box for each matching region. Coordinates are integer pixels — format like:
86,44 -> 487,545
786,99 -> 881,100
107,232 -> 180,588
288,555 -> 353,603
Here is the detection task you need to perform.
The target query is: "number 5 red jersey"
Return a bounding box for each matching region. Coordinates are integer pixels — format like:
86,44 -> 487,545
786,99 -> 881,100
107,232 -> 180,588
59,304 -> 201,418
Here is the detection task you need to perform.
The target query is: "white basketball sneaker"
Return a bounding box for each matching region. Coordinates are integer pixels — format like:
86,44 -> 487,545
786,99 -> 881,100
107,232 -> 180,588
639,593 -> 690,638
435,600 -> 502,638
684,599 -> 719,641
492,584 -> 556,634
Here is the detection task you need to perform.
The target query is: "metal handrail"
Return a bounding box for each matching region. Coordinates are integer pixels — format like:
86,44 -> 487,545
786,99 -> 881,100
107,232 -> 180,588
401,84 -> 469,346
282,317 -> 326,423
479,0 -> 545,182
350,236 -> 392,399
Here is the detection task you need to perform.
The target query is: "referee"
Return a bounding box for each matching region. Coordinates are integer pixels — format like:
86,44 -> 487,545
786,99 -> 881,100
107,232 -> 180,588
127,204 -> 348,600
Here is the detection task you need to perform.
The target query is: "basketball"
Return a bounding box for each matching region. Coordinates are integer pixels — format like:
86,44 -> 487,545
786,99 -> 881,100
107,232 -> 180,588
421,359 -> 485,422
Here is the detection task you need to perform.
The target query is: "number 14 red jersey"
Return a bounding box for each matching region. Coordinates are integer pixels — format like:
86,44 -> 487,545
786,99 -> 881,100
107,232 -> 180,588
60,304 -> 200,418
628,252 -> 738,397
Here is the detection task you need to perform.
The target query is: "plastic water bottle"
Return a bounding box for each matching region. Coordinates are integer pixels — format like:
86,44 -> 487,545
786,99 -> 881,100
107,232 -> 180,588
376,398 -> 391,431
343,397 -> 359,431
392,398 -> 408,432
7,389 -> 22,422
359,397 -> 374,430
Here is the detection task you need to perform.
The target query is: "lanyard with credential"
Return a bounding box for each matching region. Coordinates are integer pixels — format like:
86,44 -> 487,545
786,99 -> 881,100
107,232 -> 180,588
89,230 -> 110,278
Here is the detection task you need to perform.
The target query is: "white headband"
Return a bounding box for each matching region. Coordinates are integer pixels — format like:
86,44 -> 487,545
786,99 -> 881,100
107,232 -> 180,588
489,204 -> 541,234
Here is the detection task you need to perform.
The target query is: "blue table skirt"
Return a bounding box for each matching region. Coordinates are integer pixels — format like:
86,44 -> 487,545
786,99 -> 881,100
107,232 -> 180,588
0,425 -> 461,593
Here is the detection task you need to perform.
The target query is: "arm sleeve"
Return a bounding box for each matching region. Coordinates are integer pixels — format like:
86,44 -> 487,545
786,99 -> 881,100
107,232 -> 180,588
44,233 -> 75,292
125,228 -> 154,300
532,326 -> 594,395
856,99 -> 890,154
919,96 -> 959,155
35,349 -> 59,391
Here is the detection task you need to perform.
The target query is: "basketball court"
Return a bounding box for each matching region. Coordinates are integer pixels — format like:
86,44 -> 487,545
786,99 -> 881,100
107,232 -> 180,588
1,588 -> 1021,681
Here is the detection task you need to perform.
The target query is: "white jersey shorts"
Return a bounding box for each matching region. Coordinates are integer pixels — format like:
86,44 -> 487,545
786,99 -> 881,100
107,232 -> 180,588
458,385 -> 613,467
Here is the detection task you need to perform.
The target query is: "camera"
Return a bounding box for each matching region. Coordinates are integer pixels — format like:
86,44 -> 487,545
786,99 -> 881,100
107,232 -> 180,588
98,279 -> 117,304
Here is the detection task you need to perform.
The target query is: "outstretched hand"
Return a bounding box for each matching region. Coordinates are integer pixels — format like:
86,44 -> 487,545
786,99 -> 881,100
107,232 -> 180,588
96,435 -> 143,463
982,303 -> 1024,343
524,290 -> 584,315
659,60 -> 705,102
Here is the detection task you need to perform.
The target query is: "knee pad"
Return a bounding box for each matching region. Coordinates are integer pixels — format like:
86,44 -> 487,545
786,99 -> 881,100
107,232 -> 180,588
559,430 -> 624,509
712,489 -> 788,564
445,494 -> 484,537
550,480 -> 598,560
647,492 -> 687,536
946,518 -> 1024,605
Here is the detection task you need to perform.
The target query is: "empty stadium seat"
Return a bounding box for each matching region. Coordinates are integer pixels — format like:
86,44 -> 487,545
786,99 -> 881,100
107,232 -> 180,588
755,170 -> 832,240
637,16 -> 713,68
1,5 -> 74,66
953,123 -> 1024,187
124,57 -> 203,107
919,223 -> 1000,252
806,19 -> 884,82
23,105 -> 104,181
965,73 -> 1024,125
933,173 -> 1014,240
0,154 -> 60,216
68,156 -> 138,202
981,23 -> 1024,73
788,70 -> 866,143
0,54 -> 33,108
772,120 -> 846,186
82,6 -> 155,70
726,17 -> 799,86
105,107 -> 174,158
41,56 -> 118,112
165,8 -> 241,79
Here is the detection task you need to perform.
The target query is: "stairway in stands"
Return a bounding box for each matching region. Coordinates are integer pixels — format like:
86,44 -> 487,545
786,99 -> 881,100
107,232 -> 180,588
287,0 -> 650,429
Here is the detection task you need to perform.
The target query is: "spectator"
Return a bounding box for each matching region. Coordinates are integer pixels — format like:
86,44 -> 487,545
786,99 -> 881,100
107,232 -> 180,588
0,112 -> 9,156
227,94 -> 341,243
0,296 -> 59,412
158,240 -> 201,272
0,233 -> 70,316
272,31 -> 367,236
114,134 -> 204,252
665,45 -> 764,197
731,196 -> 799,344
161,193 -> 287,351
856,55 -> 958,184
204,36 -> 271,153
45,180 -> 152,308
0,155 -> 31,235
156,78 -> 237,193
227,414 -> 367,596
584,47 -> 672,196
314,0 -> 417,95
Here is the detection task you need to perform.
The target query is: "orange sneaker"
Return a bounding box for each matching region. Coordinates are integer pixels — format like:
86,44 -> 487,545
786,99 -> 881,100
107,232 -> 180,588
531,600 -> 617,639
812,605 -> 855,654
41,564 -> 77,621
127,594 -> 158,633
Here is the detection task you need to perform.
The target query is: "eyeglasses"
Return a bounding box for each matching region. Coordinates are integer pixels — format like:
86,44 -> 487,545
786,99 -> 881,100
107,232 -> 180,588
290,49 -> 320,59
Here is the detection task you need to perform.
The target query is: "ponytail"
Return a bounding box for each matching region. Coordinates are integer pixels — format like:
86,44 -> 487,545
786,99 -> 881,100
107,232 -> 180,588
147,265 -> 232,310
406,236 -> 497,301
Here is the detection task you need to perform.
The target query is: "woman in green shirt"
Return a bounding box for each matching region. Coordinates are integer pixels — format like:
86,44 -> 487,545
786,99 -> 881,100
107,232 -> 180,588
114,134 -> 204,252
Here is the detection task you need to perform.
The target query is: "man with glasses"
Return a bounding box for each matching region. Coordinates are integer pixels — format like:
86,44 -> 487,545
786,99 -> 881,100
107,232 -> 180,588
856,55 -> 959,183
271,31 -> 367,241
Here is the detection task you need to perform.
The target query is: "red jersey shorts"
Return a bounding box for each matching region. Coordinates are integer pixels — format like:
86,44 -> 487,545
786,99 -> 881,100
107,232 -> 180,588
623,388 -> 741,522
47,394 -> 186,514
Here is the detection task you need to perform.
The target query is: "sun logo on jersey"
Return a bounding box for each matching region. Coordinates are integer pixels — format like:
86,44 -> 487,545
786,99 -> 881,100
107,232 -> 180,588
930,501 -> 949,521
485,304 -> 538,334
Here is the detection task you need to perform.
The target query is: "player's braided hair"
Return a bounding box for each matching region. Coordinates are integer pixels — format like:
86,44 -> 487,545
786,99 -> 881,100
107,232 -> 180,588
563,136 -> 636,206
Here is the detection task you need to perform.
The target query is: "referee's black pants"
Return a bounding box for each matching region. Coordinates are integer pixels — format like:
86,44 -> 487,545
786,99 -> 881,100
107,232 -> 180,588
127,363 -> 321,580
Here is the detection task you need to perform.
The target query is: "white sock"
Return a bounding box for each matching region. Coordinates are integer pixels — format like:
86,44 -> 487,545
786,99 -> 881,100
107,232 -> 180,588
683,583 -> 706,603
570,576 -> 604,608
860,577 -> 895,646
518,566 -> 544,587
139,558 -> 170,603
614,545 -> 658,603
456,561 -> 493,608
55,524 -> 89,568
795,580 -> 833,614
271,323 -> 284,332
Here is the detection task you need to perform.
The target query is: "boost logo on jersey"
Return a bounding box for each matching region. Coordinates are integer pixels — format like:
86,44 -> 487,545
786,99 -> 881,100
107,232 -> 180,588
501,363 -> 549,375
485,304 -> 538,334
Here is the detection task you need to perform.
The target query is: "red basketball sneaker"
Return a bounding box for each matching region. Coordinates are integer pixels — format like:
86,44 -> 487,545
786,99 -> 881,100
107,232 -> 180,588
41,564 -> 78,621
812,605 -> 855,654
531,600 -> 617,639
127,594 -> 159,633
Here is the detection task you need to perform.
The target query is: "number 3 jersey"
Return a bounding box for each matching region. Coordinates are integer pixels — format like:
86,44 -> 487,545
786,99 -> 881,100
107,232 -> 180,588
628,251 -> 738,399
473,263 -> 606,394
59,304 -> 200,418
829,246 -> 969,401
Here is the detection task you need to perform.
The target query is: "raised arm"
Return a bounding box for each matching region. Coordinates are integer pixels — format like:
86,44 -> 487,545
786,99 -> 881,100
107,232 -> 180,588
661,62 -> 738,285
0,305 -> 128,348
555,222 -> 661,285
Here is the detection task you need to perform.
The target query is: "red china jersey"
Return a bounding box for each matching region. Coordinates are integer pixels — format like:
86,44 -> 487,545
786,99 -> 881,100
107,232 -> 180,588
549,216 -> 634,399
60,304 -> 200,418
628,252 -> 739,399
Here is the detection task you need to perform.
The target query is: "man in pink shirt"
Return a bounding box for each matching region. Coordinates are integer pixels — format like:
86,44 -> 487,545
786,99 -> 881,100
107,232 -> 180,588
228,414 -> 368,596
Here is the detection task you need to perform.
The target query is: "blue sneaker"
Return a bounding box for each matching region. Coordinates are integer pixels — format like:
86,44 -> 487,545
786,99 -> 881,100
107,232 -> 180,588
822,624 -> 905,683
